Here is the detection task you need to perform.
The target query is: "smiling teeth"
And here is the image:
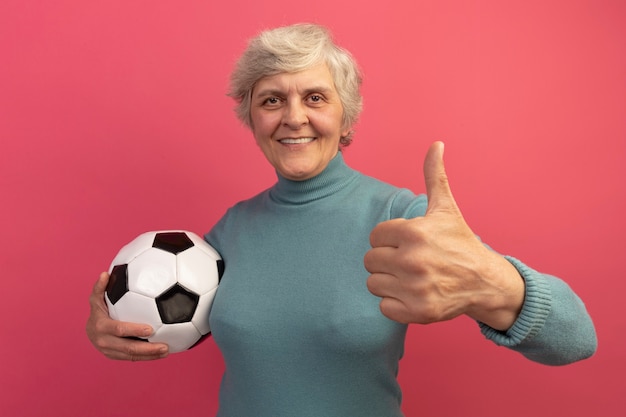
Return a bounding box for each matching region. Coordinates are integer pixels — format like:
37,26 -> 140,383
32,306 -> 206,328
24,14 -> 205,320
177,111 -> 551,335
280,138 -> 314,144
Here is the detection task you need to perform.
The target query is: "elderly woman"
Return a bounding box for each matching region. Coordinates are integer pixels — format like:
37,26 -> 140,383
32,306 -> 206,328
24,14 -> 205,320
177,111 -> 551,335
87,23 -> 596,416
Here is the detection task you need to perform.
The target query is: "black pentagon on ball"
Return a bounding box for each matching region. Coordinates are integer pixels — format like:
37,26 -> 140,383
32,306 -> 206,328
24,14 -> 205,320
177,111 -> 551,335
156,284 -> 200,324
107,264 -> 129,305
217,259 -> 225,282
152,232 -> 194,255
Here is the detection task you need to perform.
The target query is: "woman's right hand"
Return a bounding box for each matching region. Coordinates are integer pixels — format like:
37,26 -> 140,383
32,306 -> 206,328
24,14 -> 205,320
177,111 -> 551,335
86,272 -> 169,361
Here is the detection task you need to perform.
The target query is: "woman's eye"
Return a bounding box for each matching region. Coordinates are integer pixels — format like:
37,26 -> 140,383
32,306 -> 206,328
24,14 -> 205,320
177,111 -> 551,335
309,95 -> 322,102
264,97 -> 280,105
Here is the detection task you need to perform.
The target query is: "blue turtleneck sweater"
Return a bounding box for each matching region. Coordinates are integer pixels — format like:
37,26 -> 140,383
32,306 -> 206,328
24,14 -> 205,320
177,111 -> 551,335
204,152 -> 596,417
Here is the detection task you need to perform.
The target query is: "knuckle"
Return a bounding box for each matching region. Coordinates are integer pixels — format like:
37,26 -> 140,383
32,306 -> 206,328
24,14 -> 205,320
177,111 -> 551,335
126,345 -> 140,361
88,291 -> 100,307
113,321 -> 129,337
93,316 -> 110,334
86,329 -> 109,352
404,218 -> 427,238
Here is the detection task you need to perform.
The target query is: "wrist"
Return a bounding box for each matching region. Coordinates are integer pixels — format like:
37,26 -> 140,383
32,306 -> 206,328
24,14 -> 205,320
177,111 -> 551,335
466,252 -> 525,331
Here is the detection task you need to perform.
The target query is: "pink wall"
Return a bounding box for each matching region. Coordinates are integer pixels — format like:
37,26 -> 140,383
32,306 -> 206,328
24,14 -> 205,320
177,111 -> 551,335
2,1 -> 624,416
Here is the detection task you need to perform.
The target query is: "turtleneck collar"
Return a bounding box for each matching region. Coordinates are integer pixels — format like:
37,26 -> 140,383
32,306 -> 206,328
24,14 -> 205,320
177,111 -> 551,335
269,152 -> 359,205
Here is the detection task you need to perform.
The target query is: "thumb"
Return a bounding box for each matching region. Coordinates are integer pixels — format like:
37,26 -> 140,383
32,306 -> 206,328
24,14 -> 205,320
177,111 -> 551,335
424,141 -> 458,214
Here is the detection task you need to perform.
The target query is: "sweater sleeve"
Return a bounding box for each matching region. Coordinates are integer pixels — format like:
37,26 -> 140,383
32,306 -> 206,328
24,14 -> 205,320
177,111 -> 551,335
478,256 -> 597,365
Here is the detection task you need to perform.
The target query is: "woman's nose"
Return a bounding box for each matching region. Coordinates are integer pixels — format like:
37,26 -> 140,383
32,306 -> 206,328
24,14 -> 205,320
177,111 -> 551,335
282,101 -> 308,128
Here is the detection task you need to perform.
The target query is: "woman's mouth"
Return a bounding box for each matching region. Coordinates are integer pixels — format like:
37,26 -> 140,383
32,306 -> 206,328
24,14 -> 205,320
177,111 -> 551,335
278,137 -> 316,144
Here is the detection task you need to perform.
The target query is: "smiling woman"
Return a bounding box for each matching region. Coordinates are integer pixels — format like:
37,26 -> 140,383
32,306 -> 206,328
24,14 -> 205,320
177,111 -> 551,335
249,64 -> 350,180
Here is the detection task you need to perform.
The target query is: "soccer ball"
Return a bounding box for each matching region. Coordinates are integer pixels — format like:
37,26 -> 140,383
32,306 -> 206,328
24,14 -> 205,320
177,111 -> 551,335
105,230 -> 224,353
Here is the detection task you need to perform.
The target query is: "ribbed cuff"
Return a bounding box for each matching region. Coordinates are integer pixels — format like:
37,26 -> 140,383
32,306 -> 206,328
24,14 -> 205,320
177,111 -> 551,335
478,256 -> 552,347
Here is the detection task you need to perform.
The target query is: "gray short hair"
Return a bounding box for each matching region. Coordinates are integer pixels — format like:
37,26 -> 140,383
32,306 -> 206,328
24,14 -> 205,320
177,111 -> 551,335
228,23 -> 363,146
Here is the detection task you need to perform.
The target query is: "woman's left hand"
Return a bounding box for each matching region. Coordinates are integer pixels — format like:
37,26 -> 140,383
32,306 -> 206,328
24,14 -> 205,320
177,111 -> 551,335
364,142 -> 525,331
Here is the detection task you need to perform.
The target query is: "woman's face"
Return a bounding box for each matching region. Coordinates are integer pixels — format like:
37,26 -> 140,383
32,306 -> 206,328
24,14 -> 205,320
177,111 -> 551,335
249,64 -> 351,181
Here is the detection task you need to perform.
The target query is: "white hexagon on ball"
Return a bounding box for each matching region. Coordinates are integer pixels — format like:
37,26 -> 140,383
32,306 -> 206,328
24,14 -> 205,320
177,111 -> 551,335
128,248 -> 178,299
177,246 -> 220,296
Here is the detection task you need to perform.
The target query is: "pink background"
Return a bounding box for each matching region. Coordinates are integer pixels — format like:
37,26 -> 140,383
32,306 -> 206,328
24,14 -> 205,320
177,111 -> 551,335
1,1 -> 625,416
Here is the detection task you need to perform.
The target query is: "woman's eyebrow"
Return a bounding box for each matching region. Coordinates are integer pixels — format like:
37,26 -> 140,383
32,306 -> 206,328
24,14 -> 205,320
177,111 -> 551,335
254,85 -> 334,98
301,86 -> 333,95
254,88 -> 283,98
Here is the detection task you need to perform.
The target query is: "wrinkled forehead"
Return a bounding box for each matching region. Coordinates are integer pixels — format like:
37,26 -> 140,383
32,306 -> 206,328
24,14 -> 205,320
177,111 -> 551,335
251,64 -> 338,97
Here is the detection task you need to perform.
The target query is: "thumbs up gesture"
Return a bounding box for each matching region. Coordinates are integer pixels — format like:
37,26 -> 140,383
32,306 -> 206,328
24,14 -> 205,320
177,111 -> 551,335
364,142 -> 525,330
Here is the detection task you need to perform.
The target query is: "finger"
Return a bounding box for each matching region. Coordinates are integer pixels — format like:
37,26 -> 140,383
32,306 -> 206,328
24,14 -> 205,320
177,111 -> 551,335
423,141 -> 459,214
89,273 -> 111,315
92,271 -> 109,296
104,337 -> 169,361
378,297 -> 412,324
107,320 -> 169,360
364,246 -> 403,277
89,315 -> 168,360
366,274 -> 413,323
110,319 -> 155,339
368,218 -> 409,249
88,305 -> 149,340
366,271 -> 401,298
